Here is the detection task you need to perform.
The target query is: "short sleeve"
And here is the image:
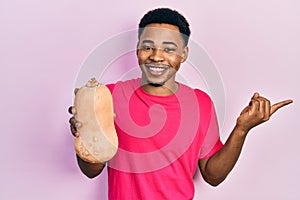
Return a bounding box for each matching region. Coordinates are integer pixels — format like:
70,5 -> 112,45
106,83 -> 116,93
199,102 -> 223,160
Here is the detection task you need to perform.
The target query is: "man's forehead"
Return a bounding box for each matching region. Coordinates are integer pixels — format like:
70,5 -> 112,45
141,25 -> 180,35
140,25 -> 185,45
144,23 -> 180,31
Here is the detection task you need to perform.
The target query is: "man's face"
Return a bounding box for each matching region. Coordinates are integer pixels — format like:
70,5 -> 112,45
137,23 -> 188,87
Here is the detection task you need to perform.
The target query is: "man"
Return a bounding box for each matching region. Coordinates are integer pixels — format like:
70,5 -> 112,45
69,8 -> 292,199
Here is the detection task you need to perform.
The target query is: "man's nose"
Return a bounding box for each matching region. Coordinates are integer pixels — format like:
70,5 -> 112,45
150,48 -> 164,62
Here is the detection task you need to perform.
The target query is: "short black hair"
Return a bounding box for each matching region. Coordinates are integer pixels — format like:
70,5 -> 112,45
138,8 -> 191,46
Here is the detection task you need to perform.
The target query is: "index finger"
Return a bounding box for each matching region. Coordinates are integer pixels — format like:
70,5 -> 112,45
270,99 -> 293,116
68,106 -> 77,114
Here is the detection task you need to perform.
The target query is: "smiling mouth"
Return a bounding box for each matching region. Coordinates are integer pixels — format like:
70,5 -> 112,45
145,64 -> 169,75
149,66 -> 165,72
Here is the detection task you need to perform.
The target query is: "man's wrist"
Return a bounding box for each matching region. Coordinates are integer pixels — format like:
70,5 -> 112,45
76,154 -> 106,166
233,124 -> 249,138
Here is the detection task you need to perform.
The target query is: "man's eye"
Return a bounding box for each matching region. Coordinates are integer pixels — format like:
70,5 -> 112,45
164,48 -> 175,52
142,46 -> 153,51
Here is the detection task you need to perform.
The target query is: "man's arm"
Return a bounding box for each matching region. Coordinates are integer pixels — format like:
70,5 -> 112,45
199,93 -> 293,186
76,154 -> 106,178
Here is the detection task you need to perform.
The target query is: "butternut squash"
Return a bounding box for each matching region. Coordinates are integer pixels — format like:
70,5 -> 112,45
74,78 -> 118,163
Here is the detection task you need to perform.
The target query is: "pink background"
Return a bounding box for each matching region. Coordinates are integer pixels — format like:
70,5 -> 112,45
1,0 -> 299,199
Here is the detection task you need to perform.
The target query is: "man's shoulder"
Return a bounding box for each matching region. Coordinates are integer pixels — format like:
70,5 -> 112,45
106,78 -> 140,93
179,82 -> 212,103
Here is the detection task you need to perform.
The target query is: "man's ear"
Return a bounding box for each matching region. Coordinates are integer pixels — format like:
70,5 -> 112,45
136,41 -> 140,56
180,46 -> 189,63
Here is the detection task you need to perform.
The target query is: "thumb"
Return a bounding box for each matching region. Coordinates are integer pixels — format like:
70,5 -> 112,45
74,88 -> 79,95
270,99 -> 293,116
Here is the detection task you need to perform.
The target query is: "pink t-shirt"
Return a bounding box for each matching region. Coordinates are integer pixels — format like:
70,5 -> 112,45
106,78 -> 223,200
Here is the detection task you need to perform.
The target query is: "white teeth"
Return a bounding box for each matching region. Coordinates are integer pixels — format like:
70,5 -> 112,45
149,67 -> 165,72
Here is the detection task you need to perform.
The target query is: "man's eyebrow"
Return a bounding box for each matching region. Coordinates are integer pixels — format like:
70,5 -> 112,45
141,40 -> 154,44
162,41 -> 178,47
141,40 -> 178,47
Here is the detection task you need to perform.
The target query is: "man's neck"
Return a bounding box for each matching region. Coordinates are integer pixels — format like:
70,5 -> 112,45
141,81 -> 179,96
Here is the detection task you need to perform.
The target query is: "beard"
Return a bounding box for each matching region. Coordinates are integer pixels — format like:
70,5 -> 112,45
148,81 -> 165,87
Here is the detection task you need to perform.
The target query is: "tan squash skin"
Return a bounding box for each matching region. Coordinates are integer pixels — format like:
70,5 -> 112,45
74,78 -> 118,163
